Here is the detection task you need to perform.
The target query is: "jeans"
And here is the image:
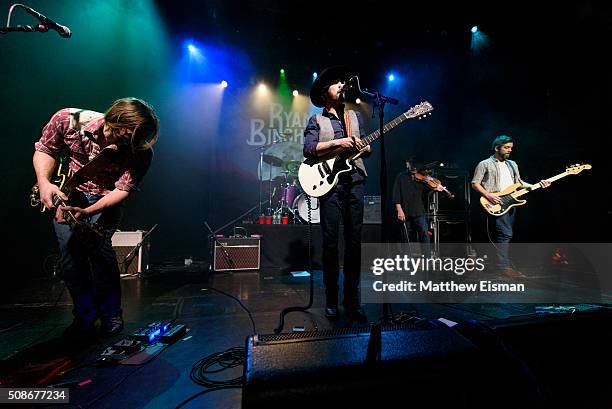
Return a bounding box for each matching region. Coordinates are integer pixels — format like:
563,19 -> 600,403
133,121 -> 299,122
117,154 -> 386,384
401,215 -> 431,257
53,192 -> 122,324
489,208 -> 515,269
319,181 -> 364,309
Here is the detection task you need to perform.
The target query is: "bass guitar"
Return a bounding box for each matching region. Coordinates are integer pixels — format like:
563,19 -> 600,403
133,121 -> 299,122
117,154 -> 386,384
480,163 -> 592,216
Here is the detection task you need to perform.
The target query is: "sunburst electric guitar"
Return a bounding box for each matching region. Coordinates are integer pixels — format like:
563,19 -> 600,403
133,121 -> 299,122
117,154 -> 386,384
480,163 -> 592,216
298,101 -> 434,197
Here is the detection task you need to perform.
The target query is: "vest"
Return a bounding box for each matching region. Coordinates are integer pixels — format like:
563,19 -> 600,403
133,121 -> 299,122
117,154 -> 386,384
315,110 -> 367,176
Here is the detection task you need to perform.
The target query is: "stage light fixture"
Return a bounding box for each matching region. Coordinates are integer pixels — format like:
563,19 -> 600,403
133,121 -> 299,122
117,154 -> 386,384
388,74 -> 395,82
471,26 -> 478,33
292,90 -> 299,97
221,80 -> 228,88
355,98 -> 361,104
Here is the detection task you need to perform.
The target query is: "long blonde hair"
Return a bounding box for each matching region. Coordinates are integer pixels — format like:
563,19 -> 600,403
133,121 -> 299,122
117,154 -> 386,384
104,97 -> 159,151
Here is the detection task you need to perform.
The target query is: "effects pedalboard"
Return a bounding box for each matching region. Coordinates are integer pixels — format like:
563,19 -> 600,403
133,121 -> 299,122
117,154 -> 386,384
99,321 -> 188,363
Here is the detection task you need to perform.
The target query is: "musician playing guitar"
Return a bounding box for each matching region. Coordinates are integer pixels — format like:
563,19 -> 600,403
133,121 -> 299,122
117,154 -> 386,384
471,135 -> 550,278
303,66 -> 371,322
33,98 -> 159,342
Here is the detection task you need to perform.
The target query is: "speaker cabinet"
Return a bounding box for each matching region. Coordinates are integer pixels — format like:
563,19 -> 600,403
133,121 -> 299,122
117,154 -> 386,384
111,230 -> 150,275
213,237 -> 260,271
243,323 -> 482,408
363,195 -> 381,224
429,168 -> 470,213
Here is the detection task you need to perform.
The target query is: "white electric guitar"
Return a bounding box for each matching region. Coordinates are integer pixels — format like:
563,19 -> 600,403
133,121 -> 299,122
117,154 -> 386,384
298,101 -> 434,197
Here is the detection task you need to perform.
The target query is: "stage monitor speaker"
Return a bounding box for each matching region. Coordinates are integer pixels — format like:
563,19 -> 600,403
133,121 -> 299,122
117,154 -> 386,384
430,168 -> 470,213
213,237 -> 260,271
243,323 -> 485,408
363,195 -> 381,224
111,230 -> 150,275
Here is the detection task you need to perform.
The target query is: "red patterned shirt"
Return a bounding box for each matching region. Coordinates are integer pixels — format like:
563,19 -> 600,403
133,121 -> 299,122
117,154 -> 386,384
34,108 -> 153,196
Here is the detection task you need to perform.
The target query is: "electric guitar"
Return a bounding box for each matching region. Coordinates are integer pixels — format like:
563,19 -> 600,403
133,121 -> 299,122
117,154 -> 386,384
480,163 -> 592,216
30,147 -> 125,238
298,101 -> 434,197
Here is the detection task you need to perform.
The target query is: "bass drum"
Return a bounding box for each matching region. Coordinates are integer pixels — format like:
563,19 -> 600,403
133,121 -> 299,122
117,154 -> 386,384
293,193 -> 320,224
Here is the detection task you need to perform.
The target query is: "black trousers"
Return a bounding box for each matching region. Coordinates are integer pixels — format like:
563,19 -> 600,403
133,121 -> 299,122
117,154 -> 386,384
319,180 -> 364,308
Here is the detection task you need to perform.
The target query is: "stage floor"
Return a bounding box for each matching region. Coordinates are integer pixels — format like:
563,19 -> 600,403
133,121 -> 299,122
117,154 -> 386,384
1,263 -> 611,408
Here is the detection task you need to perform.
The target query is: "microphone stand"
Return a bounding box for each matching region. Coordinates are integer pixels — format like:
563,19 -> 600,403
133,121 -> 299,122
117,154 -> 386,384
122,224 -> 158,277
204,221 -> 236,271
349,76 -> 399,323
252,130 -> 287,217
0,4 -> 53,34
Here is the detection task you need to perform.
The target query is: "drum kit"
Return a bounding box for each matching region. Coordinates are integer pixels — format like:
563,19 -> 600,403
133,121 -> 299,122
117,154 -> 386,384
257,140 -> 320,223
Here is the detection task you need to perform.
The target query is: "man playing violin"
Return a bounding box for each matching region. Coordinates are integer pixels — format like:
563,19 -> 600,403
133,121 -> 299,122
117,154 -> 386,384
393,158 -> 444,256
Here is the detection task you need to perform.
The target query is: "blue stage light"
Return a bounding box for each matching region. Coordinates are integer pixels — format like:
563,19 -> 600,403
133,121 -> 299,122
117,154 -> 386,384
312,72 -> 318,80
187,44 -> 197,53
471,26 -> 478,33
388,74 -> 395,82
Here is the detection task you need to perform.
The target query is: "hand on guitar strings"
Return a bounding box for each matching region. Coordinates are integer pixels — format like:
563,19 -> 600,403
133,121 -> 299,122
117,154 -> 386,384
352,136 -> 371,154
539,180 -> 551,189
485,193 -> 502,205
333,137 -> 356,151
55,205 -> 90,224
38,181 -> 68,209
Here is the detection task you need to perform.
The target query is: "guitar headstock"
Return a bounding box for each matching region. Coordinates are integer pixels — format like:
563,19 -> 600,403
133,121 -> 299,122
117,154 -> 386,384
404,101 -> 434,119
565,163 -> 592,175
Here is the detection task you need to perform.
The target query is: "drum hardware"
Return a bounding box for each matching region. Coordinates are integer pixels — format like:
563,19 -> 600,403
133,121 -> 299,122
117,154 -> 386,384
293,193 -> 320,224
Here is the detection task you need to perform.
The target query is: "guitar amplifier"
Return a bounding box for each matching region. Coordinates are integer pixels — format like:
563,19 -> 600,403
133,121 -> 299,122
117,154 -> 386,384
213,237 -> 260,272
363,195 -> 381,224
111,230 -> 150,275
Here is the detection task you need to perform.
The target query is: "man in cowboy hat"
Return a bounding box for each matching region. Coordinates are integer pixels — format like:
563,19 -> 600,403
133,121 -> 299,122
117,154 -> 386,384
303,66 -> 371,323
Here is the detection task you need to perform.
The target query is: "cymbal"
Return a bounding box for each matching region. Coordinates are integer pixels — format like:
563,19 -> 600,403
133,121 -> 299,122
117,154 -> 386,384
263,141 -> 303,167
262,154 -> 285,167
285,160 -> 300,176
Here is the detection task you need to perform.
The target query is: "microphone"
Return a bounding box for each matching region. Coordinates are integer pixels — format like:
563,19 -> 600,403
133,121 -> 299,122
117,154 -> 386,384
343,76 -> 358,92
23,6 -> 71,38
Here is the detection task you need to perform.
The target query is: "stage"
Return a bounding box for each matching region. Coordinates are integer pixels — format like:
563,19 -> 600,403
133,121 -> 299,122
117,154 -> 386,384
1,0 -> 610,407
1,263 -> 611,408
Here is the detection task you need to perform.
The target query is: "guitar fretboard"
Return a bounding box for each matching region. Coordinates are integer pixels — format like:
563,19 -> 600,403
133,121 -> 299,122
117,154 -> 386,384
361,113 -> 411,146
513,170 -> 581,198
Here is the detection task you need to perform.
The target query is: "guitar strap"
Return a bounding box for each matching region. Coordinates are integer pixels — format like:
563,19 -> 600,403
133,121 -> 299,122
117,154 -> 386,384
506,160 -> 520,184
62,147 -> 123,194
314,110 -> 367,176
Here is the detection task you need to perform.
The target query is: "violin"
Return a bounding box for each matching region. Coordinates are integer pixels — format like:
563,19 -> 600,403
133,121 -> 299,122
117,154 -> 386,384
414,170 -> 455,199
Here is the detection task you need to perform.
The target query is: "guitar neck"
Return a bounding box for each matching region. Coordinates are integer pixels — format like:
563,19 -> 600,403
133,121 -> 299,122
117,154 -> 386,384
361,113 -> 411,146
514,171 -> 570,197
52,194 -> 79,229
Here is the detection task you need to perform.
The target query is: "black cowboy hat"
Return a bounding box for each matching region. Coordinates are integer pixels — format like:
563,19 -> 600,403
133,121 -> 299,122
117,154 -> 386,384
309,65 -> 353,108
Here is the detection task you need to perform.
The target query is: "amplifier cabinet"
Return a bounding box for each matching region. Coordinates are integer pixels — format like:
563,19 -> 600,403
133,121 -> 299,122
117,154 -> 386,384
363,195 -> 381,224
111,230 -> 149,275
213,237 -> 261,271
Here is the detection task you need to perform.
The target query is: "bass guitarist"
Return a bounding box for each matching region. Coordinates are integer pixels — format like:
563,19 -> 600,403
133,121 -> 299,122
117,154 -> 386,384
33,98 -> 159,342
471,135 -> 550,278
303,66 -> 371,322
